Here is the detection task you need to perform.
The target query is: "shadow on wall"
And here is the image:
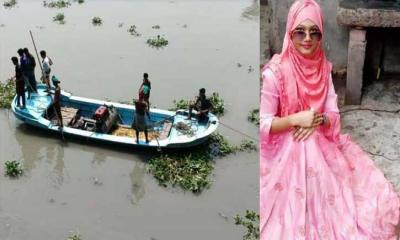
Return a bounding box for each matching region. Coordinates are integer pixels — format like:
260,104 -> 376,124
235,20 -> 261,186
365,28 -> 400,85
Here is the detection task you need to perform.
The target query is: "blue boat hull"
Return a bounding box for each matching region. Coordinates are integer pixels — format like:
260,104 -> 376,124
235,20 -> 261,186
11,84 -> 219,148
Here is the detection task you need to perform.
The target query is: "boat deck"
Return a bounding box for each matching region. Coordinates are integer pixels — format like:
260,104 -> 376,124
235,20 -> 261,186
12,84 -> 219,148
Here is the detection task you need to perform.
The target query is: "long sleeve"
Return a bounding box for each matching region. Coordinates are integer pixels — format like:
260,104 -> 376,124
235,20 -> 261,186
320,74 -> 341,142
260,68 -> 279,143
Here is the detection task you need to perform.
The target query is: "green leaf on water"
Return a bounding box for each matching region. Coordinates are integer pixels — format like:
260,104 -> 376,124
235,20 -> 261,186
247,108 -> 259,125
44,0 -> 71,8
148,132 -> 256,193
53,13 -> 66,24
234,210 -> 260,240
3,0 -> 17,8
5,160 -> 23,178
67,232 -> 81,240
146,35 -> 168,48
92,16 -> 102,26
0,78 -> 16,109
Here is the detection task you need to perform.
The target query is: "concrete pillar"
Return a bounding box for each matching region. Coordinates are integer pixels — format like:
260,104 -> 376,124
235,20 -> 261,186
345,28 -> 367,105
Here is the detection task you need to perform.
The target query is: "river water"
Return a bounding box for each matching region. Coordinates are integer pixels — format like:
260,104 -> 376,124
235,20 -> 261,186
0,1 -> 259,239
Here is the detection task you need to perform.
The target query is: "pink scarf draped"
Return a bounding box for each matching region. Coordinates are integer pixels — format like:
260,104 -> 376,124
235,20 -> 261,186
264,0 -> 332,116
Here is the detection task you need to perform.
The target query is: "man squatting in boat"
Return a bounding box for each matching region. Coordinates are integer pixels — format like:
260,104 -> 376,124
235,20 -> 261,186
186,88 -> 212,121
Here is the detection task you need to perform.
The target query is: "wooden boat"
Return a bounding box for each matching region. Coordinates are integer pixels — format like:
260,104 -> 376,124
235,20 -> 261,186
11,84 -> 219,148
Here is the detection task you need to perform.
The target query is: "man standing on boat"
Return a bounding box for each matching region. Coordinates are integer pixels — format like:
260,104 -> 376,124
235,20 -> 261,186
40,50 -> 53,92
17,48 -> 32,98
186,88 -> 212,121
133,95 -> 150,144
17,48 -> 27,72
51,76 -> 63,128
23,48 -> 37,98
139,73 -> 151,111
11,56 -> 26,109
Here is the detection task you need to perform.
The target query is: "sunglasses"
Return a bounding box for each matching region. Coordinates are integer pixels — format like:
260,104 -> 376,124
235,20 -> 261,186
291,29 -> 322,42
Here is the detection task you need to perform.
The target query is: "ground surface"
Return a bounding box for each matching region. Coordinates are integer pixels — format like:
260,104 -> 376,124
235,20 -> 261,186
339,77 -> 400,191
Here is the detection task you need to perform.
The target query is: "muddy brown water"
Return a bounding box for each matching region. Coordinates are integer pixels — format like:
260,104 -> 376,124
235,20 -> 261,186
0,1 -> 259,239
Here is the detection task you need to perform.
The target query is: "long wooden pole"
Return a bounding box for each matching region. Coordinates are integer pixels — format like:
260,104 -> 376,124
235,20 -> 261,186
29,30 -> 65,142
29,30 -> 45,79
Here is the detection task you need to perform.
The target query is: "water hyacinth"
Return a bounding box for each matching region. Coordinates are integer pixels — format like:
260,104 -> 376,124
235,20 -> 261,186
208,134 -> 257,156
146,35 -> 168,48
0,78 -> 16,109
234,210 -> 260,240
168,99 -> 190,111
238,139 -> 257,152
247,108 -> 259,125
53,13 -> 66,24
67,232 -> 81,240
148,153 -> 214,193
148,132 -> 256,193
3,0 -> 17,8
127,25 -> 141,36
208,133 -> 236,157
44,0 -> 71,8
208,92 -> 225,116
92,16 -> 102,26
5,160 -> 23,178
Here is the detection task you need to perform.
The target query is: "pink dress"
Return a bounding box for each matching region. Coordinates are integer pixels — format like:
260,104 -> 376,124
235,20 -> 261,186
260,68 -> 400,240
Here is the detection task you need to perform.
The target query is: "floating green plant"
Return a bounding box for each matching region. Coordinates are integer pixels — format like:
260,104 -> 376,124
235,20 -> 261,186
148,95 -> 256,193
127,25 -> 141,36
146,35 -> 168,48
44,0 -> 71,8
209,134 -> 257,155
238,139 -> 257,152
169,92 -> 225,116
5,160 -> 23,178
247,108 -> 259,125
92,16 -> 102,26
67,232 -> 81,240
148,133 -> 256,193
169,99 -> 190,111
3,0 -> 17,8
152,25 -> 160,29
0,78 -> 16,109
74,0 -> 84,4
148,153 -> 213,193
209,92 -> 224,116
53,13 -> 66,24
234,210 -> 260,240
208,133 -> 237,156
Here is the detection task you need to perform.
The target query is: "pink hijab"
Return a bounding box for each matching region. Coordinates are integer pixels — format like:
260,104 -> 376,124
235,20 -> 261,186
264,0 -> 332,115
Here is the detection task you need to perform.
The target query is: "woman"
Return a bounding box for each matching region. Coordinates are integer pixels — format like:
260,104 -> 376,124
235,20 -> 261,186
260,0 -> 400,239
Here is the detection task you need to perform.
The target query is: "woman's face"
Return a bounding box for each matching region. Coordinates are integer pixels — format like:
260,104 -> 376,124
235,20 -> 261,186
291,19 -> 322,58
